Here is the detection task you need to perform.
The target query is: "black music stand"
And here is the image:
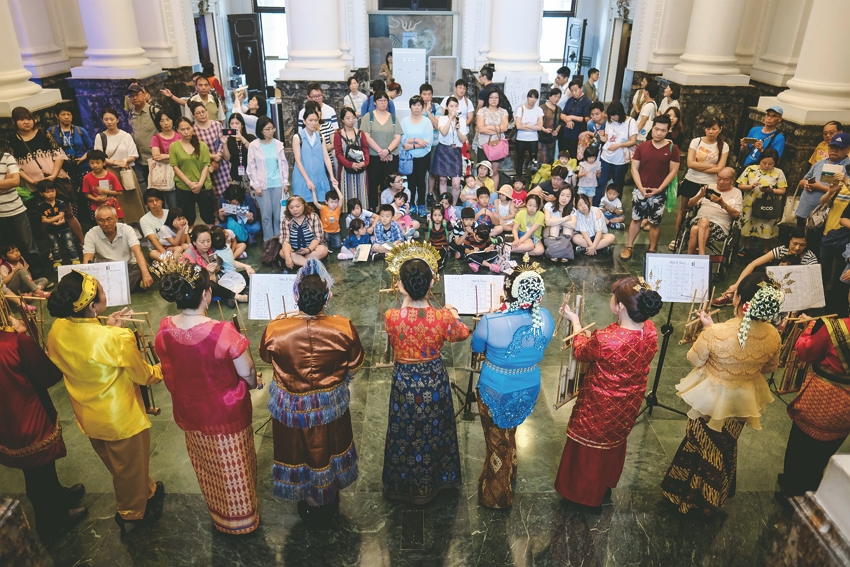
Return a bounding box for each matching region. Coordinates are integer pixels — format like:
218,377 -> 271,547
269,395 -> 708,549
638,301 -> 686,418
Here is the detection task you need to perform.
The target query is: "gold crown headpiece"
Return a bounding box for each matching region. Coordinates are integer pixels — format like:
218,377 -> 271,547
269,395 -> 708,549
633,276 -> 660,293
510,253 -> 545,276
384,241 -> 441,281
149,252 -> 204,287
72,271 -> 99,312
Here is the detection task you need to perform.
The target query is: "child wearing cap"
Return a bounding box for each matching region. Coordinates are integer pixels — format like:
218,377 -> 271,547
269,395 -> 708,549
496,185 -> 516,230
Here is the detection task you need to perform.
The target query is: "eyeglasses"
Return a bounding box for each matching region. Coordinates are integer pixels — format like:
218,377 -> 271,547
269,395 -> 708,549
263,126 -> 276,132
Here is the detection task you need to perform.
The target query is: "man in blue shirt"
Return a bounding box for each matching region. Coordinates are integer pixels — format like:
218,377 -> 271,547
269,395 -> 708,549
558,80 -> 591,162
795,132 -> 850,226
741,106 -> 785,167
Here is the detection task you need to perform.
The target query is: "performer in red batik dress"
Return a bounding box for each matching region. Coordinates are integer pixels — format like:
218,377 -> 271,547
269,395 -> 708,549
554,277 -> 662,507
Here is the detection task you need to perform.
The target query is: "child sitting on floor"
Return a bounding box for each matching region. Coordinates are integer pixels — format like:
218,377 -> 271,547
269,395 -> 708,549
392,191 -> 420,238
427,205 -> 451,270
465,224 -> 501,273
338,218 -> 372,260
218,184 -> 261,244
0,245 -> 50,297
599,183 -> 625,230
345,198 -> 376,234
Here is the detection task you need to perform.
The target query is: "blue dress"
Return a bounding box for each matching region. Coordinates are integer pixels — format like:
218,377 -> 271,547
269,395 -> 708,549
472,308 -> 555,429
292,129 -> 331,202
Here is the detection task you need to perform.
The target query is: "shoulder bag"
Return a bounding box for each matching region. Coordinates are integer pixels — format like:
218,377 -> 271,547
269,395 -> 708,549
752,186 -> 783,220
100,132 -> 138,191
666,141 -> 680,212
779,184 -> 802,226
806,188 -> 838,231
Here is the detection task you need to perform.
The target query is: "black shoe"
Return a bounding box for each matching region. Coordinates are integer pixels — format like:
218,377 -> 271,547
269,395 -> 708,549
574,246 -> 586,256
67,483 -> 86,506
37,506 -> 88,541
151,481 -> 165,503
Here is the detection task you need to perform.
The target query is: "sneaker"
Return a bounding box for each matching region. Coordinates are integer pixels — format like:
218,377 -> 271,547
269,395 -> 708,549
71,259 -> 80,265
668,240 -> 677,251
413,231 -> 419,239
610,222 -> 624,230
489,263 -> 501,274
469,262 -> 479,273
575,246 -> 586,255
404,227 -> 415,239
53,261 -> 62,269
238,252 -> 248,259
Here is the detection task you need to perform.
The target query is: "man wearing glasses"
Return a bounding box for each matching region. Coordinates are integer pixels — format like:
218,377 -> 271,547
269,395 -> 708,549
298,83 -> 339,165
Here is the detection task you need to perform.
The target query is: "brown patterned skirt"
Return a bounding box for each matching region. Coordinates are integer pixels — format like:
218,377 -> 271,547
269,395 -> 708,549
477,396 -> 517,509
184,426 -> 260,534
661,417 -> 744,515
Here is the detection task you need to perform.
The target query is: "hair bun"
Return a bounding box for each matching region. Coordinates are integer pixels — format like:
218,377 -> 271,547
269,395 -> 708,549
637,290 -> 663,319
159,274 -> 190,303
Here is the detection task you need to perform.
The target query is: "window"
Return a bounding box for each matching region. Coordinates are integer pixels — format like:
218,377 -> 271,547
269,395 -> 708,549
540,0 -> 576,82
254,0 -> 287,86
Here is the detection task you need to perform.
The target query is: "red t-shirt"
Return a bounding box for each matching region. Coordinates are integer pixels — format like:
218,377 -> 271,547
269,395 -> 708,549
632,140 -> 680,190
82,171 -> 124,216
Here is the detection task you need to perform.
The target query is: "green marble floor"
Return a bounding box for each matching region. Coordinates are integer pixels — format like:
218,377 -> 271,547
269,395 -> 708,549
1,191 -> 844,567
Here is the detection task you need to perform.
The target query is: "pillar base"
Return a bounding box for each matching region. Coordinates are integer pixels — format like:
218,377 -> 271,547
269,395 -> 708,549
757,96 -> 850,126
662,68 -> 750,86
70,63 -> 162,80
278,68 -> 349,82
0,88 -> 62,117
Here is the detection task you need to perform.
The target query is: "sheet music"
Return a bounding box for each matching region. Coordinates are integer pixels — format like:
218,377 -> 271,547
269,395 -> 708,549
766,264 -> 826,312
248,274 -> 297,320
57,261 -> 130,307
443,275 -> 504,314
643,254 -> 710,304
353,244 -> 371,262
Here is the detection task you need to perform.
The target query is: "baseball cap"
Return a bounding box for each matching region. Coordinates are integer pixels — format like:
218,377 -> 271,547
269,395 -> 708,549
127,84 -> 144,94
829,132 -> 850,149
766,105 -> 784,116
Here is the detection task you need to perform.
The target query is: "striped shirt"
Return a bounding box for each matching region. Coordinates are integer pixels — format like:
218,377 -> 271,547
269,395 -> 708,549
0,153 -> 24,218
281,213 -> 324,248
574,207 -> 607,237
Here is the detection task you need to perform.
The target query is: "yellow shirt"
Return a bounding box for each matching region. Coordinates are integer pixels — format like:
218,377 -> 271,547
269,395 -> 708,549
824,185 -> 850,234
478,176 -> 495,194
47,318 -> 162,441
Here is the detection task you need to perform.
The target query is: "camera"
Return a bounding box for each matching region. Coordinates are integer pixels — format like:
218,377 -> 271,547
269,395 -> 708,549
222,129 -> 238,136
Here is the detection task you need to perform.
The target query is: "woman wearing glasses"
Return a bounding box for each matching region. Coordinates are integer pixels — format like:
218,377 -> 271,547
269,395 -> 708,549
246,116 -> 289,240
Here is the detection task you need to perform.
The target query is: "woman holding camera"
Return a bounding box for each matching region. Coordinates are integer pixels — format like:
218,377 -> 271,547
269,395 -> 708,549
333,107 -> 370,210
430,97 -> 467,206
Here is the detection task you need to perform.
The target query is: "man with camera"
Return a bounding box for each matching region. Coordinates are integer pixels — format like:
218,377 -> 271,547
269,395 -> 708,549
685,167 -> 742,255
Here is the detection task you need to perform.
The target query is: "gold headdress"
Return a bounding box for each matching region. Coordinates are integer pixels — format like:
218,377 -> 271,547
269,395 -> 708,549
633,276 -> 660,293
384,241 -> 441,281
511,253 -> 545,276
149,252 -> 204,287
72,271 -> 99,312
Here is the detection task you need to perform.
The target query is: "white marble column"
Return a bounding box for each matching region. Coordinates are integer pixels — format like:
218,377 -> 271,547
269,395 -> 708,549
486,0 -> 546,78
734,0 -> 769,75
0,0 -> 61,115
750,0 -> 814,87
461,0 -> 491,71
49,0 -> 87,67
663,0 -> 750,86
70,0 -> 161,79
131,0 -> 199,69
279,0 -> 347,81
8,0 -> 70,78
643,0 -> 696,73
759,0 -> 850,124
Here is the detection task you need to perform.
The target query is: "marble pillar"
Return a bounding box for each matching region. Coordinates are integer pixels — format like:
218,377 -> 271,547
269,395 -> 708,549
132,0 -> 181,69
8,0 -> 71,78
70,0 -> 161,79
50,0 -> 88,67
663,0 -> 750,86
733,0 -> 768,75
758,0 -> 850,124
0,0 -> 61,116
644,0 -> 695,73
279,0 -> 347,81
486,0 -> 546,79
750,0 -> 813,87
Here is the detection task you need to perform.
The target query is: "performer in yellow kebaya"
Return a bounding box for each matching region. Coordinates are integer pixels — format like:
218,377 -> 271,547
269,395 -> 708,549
46,271 -> 165,532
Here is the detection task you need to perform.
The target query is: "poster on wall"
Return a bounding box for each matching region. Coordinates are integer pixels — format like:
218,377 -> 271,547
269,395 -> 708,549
368,14 -> 456,81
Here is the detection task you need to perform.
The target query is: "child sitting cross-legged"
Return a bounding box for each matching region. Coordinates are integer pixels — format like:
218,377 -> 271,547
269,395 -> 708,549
465,224 -> 501,273
217,183 -> 261,245
345,198 -> 376,235
211,226 -> 254,292
156,207 -> 192,257
372,204 -> 405,256
472,186 -> 503,237
392,190 -> 420,239
427,205 -> 452,270
0,244 -> 50,297
450,206 -> 478,260
338,217 -> 372,260
36,179 -> 80,268
599,183 -> 625,230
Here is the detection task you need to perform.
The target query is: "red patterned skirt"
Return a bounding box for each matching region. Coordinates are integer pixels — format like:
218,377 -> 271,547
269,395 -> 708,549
554,437 -> 627,507
184,426 -> 260,534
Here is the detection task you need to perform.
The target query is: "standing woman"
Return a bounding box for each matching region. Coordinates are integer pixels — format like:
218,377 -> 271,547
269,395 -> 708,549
232,89 -> 267,134
514,90 -> 544,181
431,97 -> 467,205
595,102 -> 638,206
260,260 -> 364,526
476,90 -> 509,190
661,273 -> 781,515
292,101 -> 338,203
333,107 -> 370,209
46,271 -> 165,531
150,110 -> 180,210
543,187 -> 576,262
343,77 -> 368,119
555,277 -> 663,508
473,263 -> 555,508
169,117 -> 216,226
279,196 -> 328,270
670,117 -> 729,251
538,90 -> 563,165
221,113 -> 256,189
361,92 -> 402,208
737,148 -> 787,256
665,107 -> 685,150
380,53 -> 393,81
183,225 -> 247,305
190,102 -> 231,200
246,116 -> 289,241
401,95 -> 434,212
48,103 -> 93,197
93,108 -> 146,224
153,257 -> 260,534
658,84 -> 680,115
383,249 -> 470,504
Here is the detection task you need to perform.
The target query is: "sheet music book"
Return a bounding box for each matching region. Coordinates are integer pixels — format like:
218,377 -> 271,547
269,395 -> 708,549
57,261 -> 131,307
443,275 -> 504,314
643,254 -> 710,304
221,202 -> 250,222
766,264 -> 826,312
353,244 -> 371,262
248,274 -> 298,320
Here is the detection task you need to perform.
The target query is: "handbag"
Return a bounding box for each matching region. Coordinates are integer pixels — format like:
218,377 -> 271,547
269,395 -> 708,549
147,159 -> 175,190
752,191 -> 782,220
482,135 -> 509,162
779,184 -> 802,226
666,142 -> 679,212
398,149 -> 413,175
806,189 -> 838,231
119,168 -> 138,191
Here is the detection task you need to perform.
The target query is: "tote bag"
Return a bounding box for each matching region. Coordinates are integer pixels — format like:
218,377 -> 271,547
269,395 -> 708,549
482,135 -> 509,162
779,185 -> 801,226
147,159 -> 175,190
398,149 -> 413,175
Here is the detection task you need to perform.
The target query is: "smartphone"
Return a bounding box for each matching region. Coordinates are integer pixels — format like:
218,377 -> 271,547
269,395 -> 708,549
742,137 -> 759,145
222,129 -> 238,136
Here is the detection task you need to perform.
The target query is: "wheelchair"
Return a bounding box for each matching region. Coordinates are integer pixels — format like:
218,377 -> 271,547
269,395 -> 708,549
674,208 -> 741,283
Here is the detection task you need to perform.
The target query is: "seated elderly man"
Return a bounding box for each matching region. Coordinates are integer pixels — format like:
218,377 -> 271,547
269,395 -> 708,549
685,167 -> 742,255
82,205 -> 153,291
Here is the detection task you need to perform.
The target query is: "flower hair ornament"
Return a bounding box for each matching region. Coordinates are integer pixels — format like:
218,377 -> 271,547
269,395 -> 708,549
384,241 -> 441,282
293,258 -> 335,304
737,280 -> 784,348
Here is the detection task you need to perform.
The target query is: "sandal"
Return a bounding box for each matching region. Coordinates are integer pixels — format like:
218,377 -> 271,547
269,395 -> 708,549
620,246 -> 633,259
668,240 -> 677,251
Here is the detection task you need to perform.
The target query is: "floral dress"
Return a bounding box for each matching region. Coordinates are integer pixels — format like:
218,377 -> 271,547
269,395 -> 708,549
738,165 -> 787,240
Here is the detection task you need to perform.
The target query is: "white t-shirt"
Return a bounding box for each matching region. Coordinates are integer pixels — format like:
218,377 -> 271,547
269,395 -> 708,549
636,101 -> 658,140
441,95 -> 474,135
515,105 -> 544,142
380,188 -> 412,205
659,98 -> 680,115
600,118 -> 638,165
694,187 -> 742,233
0,153 -> 24,218
543,201 -> 575,238
94,130 -> 139,161
139,210 -> 168,240
600,196 -> 623,214
684,138 -> 730,185
437,115 -> 463,147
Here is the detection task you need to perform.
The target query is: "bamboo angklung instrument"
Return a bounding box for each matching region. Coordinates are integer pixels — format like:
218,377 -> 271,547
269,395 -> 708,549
554,286 -> 593,410
774,315 -> 837,394
126,313 -> 161,416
